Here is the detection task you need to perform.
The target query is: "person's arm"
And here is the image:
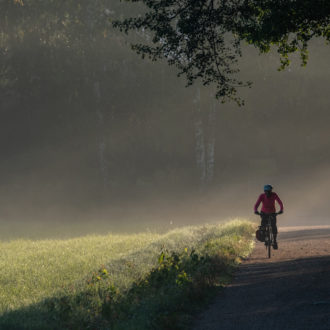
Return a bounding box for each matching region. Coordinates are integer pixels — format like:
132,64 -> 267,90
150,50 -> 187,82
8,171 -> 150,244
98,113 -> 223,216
254,195 -> 262,213
275,194 -> 284,213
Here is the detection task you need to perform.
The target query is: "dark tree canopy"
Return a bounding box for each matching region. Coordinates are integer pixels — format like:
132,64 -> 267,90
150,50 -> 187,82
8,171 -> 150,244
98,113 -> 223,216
113,0 -> 330,104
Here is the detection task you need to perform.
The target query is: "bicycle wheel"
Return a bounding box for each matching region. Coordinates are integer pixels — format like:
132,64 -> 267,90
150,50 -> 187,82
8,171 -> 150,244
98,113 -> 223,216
268,227 -> 272,258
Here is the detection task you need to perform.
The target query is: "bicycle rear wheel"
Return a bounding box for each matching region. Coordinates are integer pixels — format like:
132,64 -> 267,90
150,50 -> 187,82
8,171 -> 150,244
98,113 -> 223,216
268,227 -> 273,258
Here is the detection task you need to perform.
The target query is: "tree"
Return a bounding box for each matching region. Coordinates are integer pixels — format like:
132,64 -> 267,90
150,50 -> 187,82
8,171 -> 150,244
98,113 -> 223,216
113,0 -> 330,104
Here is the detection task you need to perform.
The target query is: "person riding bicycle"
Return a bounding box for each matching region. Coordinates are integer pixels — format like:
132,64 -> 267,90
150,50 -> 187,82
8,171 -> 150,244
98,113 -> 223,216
254,184 -> 283,249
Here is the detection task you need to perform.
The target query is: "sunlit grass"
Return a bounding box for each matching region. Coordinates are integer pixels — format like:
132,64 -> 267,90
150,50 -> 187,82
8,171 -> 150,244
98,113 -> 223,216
0,232 -> 159,313
0,219 -> 255,329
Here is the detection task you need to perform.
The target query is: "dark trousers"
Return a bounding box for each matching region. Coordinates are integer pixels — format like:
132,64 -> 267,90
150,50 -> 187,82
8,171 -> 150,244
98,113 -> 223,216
261,214 -> 278,236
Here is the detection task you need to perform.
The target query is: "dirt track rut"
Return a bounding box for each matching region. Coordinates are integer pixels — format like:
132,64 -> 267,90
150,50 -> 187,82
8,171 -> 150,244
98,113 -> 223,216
193,226 -> 330,330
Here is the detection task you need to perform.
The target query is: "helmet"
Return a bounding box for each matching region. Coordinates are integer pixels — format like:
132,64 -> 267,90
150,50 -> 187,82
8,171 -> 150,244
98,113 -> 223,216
264,184 -> 273,191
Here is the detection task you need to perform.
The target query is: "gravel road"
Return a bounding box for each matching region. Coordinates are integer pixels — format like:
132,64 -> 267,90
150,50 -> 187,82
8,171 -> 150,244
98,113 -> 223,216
193,226 -> 330,330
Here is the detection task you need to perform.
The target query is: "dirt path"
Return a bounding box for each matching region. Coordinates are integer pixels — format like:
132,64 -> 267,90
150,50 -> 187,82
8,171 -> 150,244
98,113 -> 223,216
193,226 -> 330,330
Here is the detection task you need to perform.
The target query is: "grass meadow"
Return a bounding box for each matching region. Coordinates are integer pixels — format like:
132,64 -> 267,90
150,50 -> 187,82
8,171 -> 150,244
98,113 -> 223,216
0,219 -> 255,329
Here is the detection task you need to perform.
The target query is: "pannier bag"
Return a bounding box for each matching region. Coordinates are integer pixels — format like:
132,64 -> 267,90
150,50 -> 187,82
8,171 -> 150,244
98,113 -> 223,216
256,226 -> 266,242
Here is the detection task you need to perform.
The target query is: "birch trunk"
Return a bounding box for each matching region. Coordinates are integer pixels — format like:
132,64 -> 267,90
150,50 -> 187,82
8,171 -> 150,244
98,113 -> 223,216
206,98 -> 216,183
193,88 -> 206,185
87,4 -> 109,191
193,89 -> 217,187
94,80 -> 109,190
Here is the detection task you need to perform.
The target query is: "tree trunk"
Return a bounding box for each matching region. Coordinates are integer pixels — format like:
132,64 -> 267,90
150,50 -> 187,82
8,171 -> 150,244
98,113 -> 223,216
93,80 -> 109,191
193,88 -> 206,185
206,97 -> 216,183
87,3 -> 109,192
193,89 -> 217,187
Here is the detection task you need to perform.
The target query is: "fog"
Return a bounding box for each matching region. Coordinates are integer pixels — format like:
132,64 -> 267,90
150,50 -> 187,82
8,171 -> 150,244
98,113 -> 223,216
1,2 -> 329,237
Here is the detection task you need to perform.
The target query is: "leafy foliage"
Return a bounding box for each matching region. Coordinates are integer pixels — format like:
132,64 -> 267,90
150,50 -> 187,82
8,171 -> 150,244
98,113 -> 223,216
240,0 -> 330,69
113,0 -> 330,104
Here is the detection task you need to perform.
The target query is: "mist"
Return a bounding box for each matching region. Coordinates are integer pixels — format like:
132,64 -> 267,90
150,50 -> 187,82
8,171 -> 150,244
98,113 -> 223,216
1,2 -> 330,238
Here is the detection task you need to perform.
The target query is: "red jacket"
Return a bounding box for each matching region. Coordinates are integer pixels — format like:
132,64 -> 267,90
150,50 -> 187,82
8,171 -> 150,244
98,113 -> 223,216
254,192 -> 284,214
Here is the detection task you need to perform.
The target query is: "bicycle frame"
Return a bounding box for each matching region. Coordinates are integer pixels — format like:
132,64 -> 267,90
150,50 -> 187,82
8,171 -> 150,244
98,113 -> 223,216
255,211 -> 281,258
263,214 -> 275,258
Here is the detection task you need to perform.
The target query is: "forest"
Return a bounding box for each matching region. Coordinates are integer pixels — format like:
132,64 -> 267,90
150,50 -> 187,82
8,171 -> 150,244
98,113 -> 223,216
1,0 -> 329,224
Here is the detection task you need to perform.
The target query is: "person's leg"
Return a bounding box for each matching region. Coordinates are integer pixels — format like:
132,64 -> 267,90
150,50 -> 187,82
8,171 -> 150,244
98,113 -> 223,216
271,216 -> 278,241
260,215 -> 267,244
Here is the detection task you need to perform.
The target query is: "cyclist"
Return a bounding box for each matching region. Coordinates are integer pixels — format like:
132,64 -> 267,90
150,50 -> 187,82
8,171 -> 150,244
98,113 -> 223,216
254,184 -> 283,249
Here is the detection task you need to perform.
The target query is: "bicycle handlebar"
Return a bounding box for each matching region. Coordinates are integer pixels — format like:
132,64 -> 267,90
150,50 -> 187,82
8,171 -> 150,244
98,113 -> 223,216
254,211 -> 283,216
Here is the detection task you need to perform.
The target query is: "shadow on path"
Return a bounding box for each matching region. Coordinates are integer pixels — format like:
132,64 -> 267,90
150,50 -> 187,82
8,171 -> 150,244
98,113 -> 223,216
279,228 -> 330,242
194,228 -> 330,330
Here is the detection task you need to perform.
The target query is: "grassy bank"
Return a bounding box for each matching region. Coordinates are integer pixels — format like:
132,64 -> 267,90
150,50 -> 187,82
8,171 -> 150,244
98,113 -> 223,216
0,220 -> 255,329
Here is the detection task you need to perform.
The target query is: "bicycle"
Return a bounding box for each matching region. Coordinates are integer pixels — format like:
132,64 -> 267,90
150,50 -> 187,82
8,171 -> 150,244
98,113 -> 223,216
255,212 -> 281,258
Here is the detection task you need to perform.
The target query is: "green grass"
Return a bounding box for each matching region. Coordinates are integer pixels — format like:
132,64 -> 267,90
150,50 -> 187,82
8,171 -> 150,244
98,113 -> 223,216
0,233 -> 158,312
0,219 -> 255,329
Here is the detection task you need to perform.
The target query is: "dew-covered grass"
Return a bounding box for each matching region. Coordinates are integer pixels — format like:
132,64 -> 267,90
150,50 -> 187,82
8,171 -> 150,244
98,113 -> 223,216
0,219 -> 255,329
0,232 -> 158,313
